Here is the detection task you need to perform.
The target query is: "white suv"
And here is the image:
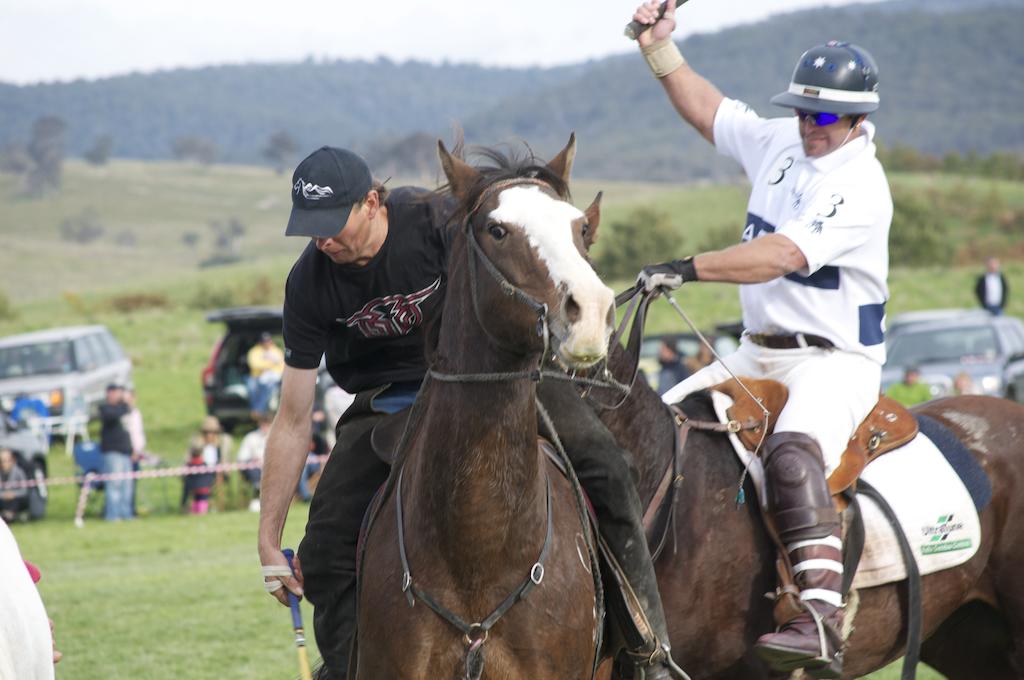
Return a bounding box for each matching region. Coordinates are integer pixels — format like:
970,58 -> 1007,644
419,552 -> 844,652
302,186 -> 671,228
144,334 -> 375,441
0,325 -> 133,435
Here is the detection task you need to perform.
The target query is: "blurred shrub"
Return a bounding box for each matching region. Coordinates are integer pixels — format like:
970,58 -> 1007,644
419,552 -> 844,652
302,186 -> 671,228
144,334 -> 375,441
108,293 -> 171,314
0,290 -> 16,321
189,276 -> 280,311
241,276 -> 277,306
190,283 -> 240,310
62,291 -> 93,318
593,207 -> 684,280
698,223 -> 741,253
889,186 -> 955,267
59,208 -> 105,244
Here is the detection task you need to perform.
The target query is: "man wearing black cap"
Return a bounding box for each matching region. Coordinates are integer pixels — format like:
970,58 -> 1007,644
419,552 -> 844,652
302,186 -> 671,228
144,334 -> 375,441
258,146 -> 453,678
629,2 -> 893,677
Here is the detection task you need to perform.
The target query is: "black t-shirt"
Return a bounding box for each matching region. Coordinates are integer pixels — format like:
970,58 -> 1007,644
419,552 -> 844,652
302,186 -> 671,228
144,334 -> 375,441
282,187 -> 454,393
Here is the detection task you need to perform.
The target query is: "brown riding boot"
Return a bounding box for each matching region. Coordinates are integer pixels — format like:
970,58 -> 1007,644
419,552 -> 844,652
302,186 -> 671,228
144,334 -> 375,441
755,530 -> 846,678
754,433 -> 845,679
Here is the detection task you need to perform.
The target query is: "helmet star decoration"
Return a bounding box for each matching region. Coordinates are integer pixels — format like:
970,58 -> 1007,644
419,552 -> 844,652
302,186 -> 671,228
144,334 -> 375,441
813,56 -> 827,69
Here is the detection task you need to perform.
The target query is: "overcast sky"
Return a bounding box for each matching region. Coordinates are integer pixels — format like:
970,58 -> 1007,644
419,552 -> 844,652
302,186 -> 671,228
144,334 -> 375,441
1,0 -> 887,85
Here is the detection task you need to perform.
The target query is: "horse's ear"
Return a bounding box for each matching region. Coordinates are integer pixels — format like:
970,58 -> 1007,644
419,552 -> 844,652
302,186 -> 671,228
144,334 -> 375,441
583,191 -> 602,248
438,140 -> 479,201
546,132 -> 577,187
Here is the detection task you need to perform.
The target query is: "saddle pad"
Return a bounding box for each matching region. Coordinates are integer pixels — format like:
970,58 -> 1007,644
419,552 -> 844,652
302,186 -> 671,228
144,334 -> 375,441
710,391 -> 982,590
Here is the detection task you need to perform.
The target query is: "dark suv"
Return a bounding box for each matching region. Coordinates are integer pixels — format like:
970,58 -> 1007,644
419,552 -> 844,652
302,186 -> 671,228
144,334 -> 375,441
202,307 -> 334,431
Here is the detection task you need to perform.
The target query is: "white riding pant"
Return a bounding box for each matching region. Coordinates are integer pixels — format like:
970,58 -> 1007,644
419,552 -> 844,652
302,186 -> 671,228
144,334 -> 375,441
660,339 -> 881,474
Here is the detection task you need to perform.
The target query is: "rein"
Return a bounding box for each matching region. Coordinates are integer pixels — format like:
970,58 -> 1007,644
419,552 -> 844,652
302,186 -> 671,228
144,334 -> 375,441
395,468 -> 554,680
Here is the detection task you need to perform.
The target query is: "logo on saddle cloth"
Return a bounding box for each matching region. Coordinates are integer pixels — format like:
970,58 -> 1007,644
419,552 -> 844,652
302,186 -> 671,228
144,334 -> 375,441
341,277 -> 442,338
920,514 -> 971,555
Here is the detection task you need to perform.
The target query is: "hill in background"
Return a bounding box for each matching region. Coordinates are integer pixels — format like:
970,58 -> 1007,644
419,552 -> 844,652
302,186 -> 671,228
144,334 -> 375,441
0,0 -> 1020,180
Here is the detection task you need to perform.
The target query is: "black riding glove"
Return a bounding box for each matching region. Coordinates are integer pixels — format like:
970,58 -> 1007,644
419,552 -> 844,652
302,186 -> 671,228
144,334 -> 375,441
637,257 -> 698,293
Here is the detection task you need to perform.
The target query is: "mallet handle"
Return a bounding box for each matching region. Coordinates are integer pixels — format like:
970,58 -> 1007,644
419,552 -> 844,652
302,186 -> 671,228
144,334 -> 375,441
624,0 -> 690,41
283,548 -> 313,680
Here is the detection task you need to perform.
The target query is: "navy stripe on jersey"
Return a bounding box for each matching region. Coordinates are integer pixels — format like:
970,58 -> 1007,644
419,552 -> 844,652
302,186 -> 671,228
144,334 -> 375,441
742,213 -> 840,290
858,302 -> 886,346
784,267 -> 840,290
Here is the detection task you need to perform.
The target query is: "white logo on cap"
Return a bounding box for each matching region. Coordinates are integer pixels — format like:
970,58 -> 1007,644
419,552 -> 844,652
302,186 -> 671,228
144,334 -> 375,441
294,178 -> 334,201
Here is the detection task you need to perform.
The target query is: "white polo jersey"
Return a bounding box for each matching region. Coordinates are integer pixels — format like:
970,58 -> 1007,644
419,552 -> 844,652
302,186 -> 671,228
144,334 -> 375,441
713,98 -> 893,365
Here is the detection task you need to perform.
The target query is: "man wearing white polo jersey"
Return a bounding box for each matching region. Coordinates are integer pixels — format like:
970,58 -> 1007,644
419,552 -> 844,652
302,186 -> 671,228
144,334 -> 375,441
630,2 -> 892,677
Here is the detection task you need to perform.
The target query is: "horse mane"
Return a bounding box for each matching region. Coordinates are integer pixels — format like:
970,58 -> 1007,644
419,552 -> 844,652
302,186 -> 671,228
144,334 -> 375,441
433,144 -> 572,223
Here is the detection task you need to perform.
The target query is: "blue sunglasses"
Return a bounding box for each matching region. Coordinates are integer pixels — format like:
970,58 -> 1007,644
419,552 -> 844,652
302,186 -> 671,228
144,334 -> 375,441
797,110 -> 844,126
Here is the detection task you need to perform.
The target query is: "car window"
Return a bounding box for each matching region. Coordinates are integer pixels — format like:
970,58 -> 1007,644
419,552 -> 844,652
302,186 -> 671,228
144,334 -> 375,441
98,332 -> 125,361
74,337 -> 99,371
84,333 -> 112,365
0,340 -> 75,378
887,325 -> 999,366
998,320 -> 1024,355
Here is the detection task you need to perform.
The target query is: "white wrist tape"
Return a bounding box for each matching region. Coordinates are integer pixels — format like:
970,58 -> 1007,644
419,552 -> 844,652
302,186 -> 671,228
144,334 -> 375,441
262,564 -> 294,593
642,38 -> 685,78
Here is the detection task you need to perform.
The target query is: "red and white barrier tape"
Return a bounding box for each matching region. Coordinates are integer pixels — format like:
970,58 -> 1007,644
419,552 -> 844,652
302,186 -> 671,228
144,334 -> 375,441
0,456 -> 329,528
0,459 -> 270,491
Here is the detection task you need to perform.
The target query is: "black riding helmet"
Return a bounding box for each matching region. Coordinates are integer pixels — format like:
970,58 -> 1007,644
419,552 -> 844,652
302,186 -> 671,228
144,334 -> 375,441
770,41 -> 880,115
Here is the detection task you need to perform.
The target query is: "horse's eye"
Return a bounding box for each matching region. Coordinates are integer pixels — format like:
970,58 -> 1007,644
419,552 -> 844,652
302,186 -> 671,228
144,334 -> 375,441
488,222 -> 508,241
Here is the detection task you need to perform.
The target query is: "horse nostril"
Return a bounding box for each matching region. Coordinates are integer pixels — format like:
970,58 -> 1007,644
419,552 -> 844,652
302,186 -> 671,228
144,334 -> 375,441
606,303 -> 615,328
564,294 -> 581,324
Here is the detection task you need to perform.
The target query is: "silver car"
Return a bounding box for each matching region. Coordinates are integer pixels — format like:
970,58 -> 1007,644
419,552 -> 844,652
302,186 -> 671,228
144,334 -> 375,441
881,312 -> 1024,401
0,325 -> 133,435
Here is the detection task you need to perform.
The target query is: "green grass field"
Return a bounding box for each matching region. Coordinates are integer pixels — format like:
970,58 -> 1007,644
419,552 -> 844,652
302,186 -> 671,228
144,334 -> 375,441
3,159 -> 1019,679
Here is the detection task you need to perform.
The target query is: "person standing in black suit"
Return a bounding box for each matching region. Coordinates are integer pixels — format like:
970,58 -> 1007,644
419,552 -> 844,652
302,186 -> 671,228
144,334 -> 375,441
975,256 -> 1009,315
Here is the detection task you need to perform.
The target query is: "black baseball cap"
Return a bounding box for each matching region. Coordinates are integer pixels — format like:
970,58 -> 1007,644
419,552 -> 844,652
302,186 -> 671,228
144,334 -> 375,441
285,146 -> 373,238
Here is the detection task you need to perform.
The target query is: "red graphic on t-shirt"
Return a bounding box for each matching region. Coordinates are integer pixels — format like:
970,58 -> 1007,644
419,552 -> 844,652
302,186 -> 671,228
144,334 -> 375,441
341,277 -> 442,338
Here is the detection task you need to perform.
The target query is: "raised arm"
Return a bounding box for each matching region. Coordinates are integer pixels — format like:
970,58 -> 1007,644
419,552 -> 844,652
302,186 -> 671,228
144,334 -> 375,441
632,0 -> 725,144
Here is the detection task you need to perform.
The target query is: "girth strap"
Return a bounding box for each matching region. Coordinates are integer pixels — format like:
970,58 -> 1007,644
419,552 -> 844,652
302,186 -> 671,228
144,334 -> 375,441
856,479 -> 921,680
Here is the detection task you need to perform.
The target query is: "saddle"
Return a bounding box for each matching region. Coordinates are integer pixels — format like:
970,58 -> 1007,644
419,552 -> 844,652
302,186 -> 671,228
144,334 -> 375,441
707,378 -> 920,631
710,378 -> 919,496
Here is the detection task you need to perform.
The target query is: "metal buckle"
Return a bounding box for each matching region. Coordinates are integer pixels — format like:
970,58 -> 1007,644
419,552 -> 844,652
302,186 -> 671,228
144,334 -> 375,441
464,623 -> 489,647
401,572 -> 412,592
726,420 -> 742,434
530,562 -> 545,585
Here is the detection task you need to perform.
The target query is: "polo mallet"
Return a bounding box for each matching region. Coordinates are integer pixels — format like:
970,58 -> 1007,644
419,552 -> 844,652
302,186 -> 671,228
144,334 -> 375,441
624,0 -> 692,40
282,548 -> 314,680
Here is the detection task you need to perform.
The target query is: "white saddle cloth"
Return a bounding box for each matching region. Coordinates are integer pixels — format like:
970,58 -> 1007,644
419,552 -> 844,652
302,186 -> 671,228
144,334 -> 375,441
710,391 -> 981,590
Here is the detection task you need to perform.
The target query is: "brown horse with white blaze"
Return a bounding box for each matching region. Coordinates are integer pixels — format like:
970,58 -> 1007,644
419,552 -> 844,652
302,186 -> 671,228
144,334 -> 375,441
353,136 -> 614,679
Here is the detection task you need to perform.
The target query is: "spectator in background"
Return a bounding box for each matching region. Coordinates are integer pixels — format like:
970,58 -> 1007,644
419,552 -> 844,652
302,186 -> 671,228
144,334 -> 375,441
123,388 -> 146,517
321,382 -> 355,451
953,372 -> 979,396
0,449 -> 29,523
182,416 -> 225,515
298,429 -> 328,503
975,256 -> 1008,316
656,340 -> 690,396
123,388 -> 146,462
885,366 -> 933,407
99,384 -> 133,521
684,342 -> 715,375
237,413 -> 272,513
247,332 -> 285,417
